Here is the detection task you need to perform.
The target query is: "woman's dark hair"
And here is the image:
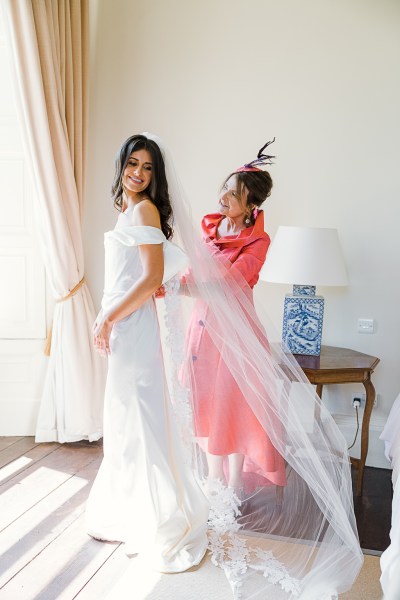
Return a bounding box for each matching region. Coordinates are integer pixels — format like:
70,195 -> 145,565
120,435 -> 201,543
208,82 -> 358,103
222,170 -> 273,225
111,134 -> 173,239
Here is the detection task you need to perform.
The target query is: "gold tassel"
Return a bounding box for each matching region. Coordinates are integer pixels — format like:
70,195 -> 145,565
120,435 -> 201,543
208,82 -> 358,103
43,277 -> 86,356
44,322 -> 53,357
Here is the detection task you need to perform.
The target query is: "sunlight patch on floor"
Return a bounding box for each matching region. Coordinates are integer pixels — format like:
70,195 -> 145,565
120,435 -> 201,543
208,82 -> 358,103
104,557 -> 162,600
0,456 -> 32,483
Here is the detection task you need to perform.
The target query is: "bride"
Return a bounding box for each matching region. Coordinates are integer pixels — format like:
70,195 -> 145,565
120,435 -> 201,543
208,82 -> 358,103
85,133 -> 209,573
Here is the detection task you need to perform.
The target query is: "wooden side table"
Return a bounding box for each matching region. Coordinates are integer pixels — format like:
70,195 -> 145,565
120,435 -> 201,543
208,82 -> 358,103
293,345 -> 380,496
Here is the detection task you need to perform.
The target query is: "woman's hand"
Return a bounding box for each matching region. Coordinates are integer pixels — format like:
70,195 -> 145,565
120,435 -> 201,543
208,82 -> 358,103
93,316 -> 113,356
154,285 -> 166,299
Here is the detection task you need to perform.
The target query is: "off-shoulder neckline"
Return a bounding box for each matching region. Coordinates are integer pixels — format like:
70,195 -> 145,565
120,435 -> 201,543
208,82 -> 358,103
115,224 -> 164,232
105,224 -> 166,237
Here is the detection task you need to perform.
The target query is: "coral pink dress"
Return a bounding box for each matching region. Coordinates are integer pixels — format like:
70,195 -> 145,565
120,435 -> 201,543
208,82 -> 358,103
186,210 -> 286,489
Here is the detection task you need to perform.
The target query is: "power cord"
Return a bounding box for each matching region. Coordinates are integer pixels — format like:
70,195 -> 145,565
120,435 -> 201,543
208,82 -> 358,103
348,401 -> 360,450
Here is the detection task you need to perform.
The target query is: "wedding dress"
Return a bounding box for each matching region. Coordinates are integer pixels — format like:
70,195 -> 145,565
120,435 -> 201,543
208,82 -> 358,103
85,207 -> 209,572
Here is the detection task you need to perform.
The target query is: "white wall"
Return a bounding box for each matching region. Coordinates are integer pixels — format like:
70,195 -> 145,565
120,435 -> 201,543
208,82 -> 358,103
84,0 -> 400,467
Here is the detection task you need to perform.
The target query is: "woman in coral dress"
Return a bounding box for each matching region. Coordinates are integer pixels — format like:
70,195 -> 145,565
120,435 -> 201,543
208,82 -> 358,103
185,148 -> 286,495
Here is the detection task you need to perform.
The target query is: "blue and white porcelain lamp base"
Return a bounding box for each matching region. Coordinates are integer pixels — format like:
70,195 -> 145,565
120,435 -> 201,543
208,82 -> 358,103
282,285 -> 324,356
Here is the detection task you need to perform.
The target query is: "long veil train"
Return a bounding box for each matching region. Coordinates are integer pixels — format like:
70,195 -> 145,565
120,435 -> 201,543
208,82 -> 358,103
146,133 -> 363,600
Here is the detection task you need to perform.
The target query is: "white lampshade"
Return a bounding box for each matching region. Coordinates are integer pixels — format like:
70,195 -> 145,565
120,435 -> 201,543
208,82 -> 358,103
260,226 -> 348,287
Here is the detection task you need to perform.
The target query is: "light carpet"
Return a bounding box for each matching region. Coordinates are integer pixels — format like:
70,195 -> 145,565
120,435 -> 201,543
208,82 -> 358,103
103,551 -> 383,600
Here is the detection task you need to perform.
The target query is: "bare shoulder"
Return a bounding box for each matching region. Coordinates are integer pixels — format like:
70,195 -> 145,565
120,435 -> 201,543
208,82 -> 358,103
132,199 -> 161,229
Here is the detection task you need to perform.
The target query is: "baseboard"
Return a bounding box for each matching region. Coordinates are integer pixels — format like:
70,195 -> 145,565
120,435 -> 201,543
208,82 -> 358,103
0,403 -> 392,469
333,413 -> 391,469
362,548 -> 382,557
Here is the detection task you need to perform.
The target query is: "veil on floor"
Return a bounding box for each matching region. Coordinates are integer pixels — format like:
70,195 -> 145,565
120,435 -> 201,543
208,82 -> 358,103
146,132 -> 363,600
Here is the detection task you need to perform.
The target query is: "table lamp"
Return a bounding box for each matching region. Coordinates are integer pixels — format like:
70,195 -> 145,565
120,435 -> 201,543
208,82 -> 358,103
260,226 -> 348,355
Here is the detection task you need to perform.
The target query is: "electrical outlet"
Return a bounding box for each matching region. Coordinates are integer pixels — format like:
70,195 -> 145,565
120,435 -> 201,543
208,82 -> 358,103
352,392 -> 378,409
357,318 -> 375,334
352,392 -> 366,408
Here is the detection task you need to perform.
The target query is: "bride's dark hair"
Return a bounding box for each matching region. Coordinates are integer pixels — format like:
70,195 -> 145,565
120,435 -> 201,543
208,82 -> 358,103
112,134 -> 173,239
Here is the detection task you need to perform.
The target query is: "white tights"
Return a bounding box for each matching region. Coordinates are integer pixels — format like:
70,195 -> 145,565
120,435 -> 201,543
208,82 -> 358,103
206,452 -> 244,487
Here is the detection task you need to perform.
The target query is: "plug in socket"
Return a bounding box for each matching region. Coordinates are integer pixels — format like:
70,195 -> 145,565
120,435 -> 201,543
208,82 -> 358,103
352,392 -> 366,408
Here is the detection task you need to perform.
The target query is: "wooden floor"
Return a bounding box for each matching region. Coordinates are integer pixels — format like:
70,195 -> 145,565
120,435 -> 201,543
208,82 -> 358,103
352,465 -> 392,552
0,437 -> 391,599
0,436 -> 133,600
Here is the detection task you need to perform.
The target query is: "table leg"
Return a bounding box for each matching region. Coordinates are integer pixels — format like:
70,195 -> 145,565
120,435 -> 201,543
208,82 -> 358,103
357,377 -> 376,496
315,384 -> 323,422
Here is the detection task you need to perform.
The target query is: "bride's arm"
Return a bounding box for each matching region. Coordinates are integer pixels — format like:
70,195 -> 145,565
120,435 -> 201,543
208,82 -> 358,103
94,202 -> 164,354
105,243 -> 163,322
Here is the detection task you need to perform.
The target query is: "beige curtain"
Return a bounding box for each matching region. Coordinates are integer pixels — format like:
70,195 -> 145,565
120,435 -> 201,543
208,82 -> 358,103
2,0 -> 105,442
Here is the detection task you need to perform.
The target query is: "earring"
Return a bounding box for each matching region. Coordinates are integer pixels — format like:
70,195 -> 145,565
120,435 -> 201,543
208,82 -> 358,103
244,208 -> 252,225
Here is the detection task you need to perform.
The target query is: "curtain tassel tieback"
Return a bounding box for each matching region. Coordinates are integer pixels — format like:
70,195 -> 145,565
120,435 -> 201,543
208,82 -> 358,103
44,277 -> 86,356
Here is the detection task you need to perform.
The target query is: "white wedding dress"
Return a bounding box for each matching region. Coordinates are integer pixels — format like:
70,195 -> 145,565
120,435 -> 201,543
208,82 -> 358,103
85,209 -> 209,572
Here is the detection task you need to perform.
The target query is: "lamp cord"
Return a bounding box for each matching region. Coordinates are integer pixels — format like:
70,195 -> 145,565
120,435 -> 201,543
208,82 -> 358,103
348,406 -> 360,451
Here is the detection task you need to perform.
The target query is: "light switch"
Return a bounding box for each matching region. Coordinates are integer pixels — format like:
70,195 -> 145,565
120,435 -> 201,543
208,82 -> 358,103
358,318 -> 374,334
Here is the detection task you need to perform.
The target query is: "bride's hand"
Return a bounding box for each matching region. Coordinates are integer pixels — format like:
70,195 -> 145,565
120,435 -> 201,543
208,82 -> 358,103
93,310 -> 103,334
93,317 -> 113,356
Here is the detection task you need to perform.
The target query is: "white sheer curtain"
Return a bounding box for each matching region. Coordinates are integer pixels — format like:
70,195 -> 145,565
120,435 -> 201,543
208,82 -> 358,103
380,393 -> 400,600
1,0 -> 105,442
